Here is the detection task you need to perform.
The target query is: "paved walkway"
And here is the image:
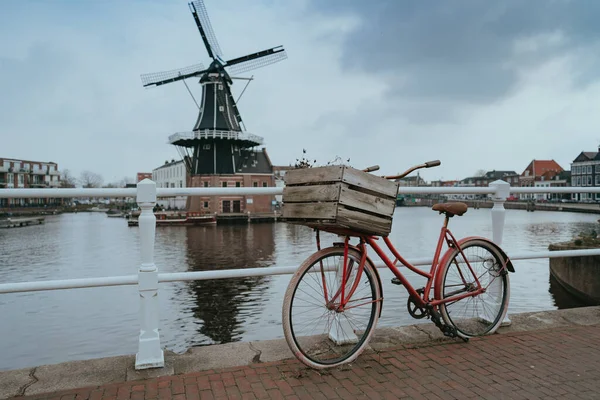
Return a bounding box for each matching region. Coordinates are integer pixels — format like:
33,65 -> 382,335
15,325 -> 600,400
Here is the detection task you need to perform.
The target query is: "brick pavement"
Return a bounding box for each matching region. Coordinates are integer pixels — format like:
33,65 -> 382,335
17,325 -> 600,400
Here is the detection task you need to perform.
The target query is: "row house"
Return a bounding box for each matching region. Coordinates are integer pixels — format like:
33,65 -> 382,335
152,160 -> 187,210
0,157 -> 62,208
571,148 -> 600,202
518,160 -> 564,201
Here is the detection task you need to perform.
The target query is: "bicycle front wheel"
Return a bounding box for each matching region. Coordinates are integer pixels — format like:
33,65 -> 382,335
282,247 -> 382,369
437,239 -> 510,338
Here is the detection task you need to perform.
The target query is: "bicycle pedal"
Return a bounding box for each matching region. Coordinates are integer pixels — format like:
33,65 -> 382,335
391,277 -> 403,285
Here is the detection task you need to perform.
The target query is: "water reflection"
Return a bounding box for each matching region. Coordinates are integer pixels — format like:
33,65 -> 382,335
548,274 -> 592,309
183,224 -> 275,344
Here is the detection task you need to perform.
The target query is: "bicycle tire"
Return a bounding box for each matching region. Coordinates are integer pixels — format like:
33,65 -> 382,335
282,247 -> 382,369
436,239 -> 510,338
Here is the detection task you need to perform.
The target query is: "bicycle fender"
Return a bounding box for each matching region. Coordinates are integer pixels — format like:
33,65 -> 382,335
457,236 -> 515,273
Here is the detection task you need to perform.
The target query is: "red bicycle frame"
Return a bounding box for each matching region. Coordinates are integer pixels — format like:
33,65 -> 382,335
325,218 -> 487,311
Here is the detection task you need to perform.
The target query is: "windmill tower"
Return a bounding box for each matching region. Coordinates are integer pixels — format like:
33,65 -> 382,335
141,0 -> 287,214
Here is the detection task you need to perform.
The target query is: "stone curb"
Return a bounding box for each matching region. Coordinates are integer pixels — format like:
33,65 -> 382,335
1,306 -> 599,398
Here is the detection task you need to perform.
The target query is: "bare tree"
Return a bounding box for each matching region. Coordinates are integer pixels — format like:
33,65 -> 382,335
119,176 -> 135,187
79,171 -> 104,188
474,169 -> 487,177
60,169 -> 77,188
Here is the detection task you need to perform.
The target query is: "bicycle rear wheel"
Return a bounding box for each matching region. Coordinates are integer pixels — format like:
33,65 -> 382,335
437,239 -> 510,338
282,247 -> 381,369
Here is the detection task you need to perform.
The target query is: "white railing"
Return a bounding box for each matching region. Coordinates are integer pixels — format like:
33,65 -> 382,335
168,130 -> 264,146
1,179 -> 600,370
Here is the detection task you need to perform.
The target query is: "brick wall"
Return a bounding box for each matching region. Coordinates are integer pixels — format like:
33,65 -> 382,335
187,174 -> 275,214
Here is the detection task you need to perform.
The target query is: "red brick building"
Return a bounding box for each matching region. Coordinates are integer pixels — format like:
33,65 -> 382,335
137,172 -> 152,182
186,148 -> 276,214
519,160 -> 564,200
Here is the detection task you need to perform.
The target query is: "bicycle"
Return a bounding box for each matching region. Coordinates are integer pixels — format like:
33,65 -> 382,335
282,160 -> 514,369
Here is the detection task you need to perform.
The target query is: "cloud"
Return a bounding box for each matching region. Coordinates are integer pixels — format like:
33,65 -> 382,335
314,1 -> 600,104
2,0 -> 600,185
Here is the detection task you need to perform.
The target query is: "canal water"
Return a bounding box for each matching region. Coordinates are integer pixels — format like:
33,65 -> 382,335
0,208 -> 596,370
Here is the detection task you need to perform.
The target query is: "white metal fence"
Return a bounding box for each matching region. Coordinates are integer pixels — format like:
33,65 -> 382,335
1,179 -> 600,369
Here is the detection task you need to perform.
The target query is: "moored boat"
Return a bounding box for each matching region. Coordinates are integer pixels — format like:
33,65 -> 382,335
127,211 -> 216,227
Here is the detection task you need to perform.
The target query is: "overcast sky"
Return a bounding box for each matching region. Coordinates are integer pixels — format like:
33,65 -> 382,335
2,1 -> 600,184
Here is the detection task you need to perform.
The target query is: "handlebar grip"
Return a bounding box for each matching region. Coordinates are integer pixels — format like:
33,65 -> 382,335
363,165 -> 380,173
425,160 -> 441,168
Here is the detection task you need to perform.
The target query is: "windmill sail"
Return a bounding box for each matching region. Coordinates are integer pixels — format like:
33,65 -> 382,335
189,0 -> 223,60
141,63 -> 206,87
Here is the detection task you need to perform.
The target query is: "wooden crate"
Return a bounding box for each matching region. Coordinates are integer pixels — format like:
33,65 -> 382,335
282,165 -> 399,236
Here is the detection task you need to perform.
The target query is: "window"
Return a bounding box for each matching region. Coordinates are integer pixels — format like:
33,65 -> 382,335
179,181 -> 183,188
588,165 -> 593,174
235,182 -> 241,187
262,182 -> 267,187
219,106 -> 224,112
203,181 -> 209,187
576,176 -> 581,186
218,84 -> 223,90
596,175 -> 600,186
596,165 -> 600,173
203,201 -> 209,208
171,183 -> 175,188
203,144 -> 211,150
588,176 -> 592,186
18,174 -> 24,184
222,182 -> 227,187
253,182 -> 258,187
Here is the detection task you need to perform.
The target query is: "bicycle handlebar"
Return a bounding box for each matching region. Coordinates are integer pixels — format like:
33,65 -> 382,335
362,165 -> 380,173
382,160 -> 441,180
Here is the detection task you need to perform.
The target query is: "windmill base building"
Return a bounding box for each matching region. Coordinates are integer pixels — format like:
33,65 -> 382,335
141,1 -> 286,215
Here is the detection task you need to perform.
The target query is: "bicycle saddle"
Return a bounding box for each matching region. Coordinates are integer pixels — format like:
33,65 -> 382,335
432,202 -> 468,217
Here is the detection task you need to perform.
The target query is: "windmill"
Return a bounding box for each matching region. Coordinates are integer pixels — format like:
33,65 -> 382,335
140,0 -> 287,177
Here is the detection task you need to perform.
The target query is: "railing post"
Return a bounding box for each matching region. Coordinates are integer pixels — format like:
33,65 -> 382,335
135,179 -> 164,369
489,179 -> 511,326
489,180 -> 510,245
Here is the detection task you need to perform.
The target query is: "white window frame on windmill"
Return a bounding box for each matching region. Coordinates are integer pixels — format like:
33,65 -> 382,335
219,106 -> 225,112
218,84 -> 223,90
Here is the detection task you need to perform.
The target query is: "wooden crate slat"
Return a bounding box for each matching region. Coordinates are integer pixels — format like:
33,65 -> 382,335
282,202 -> 338,220
284,165 -> 345,186
282,184 -> 342,203
336,207 -> 393,236
341,167 -> 398,198
339,187 -> 395,218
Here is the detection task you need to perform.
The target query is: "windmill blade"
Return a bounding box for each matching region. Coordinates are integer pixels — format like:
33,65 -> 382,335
225,46 -> 287,75
140,63 -> 206,87
189,0 -> 223,60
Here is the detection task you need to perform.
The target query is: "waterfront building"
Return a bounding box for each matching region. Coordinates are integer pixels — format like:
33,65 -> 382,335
519,160 -> 564,201
0,157 -> 61,208
136,172 -> 152,182
571,148 -> 600,202
152,160 -> 187,210
273,166 -> 294,204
